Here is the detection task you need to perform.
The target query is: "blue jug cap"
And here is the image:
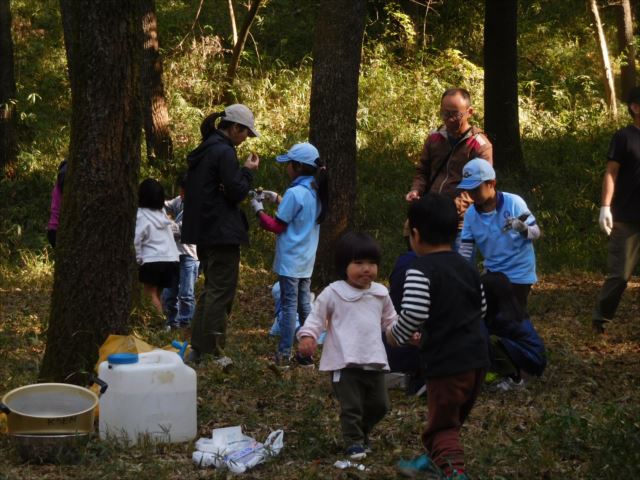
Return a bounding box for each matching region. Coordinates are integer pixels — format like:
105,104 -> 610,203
107,353 -> 139,365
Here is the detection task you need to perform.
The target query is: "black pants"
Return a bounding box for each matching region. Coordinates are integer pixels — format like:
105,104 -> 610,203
331,368 -> 389,447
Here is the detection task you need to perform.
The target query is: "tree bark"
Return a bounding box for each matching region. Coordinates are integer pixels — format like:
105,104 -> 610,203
309,0 -> 367,285
141,0 -> 173,164
0,0 -> 17,178
616,0 -> 636,101
40,0 -> 143,384
222,0 -> 262,104
484,0 -> 522,172
590,0 -> 618,118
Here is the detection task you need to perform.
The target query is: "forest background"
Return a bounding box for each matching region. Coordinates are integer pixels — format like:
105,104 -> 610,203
0,0 -> 639,479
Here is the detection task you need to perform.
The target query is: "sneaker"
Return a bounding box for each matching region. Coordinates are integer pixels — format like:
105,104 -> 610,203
164,323 -> 179,332
345,444 -> 366,460
294,353 -> 315,369
213,356 -> 233,370
489,376 -> 526,392
273,353 -> 292,370
397,454 -> 437,477
592,318 -> 610,334
447,470 -> 469,480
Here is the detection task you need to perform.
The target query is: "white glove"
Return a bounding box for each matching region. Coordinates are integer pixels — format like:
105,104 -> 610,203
262,190 -> 279,204
250,198 -> 264,214
507,217 -> 528,233
599,206 -> 613,235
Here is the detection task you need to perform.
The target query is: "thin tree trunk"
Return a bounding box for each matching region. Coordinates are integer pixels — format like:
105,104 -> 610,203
616,0 -> 636,101
0,0 -> 17,178
484,0 -> 522,171
309,0 -> 367,285
228,0 -> 238,46
590,0 -> 618,118
141,0 -> 173,164
40,0 -> 142,384
222,0 -> 262,104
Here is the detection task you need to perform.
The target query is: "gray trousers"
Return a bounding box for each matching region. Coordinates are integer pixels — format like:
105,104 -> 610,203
593,222 -> 640,325
331,368 -> 389,447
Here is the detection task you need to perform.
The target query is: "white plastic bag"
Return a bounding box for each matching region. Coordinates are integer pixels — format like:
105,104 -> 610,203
192,427 -> 284,473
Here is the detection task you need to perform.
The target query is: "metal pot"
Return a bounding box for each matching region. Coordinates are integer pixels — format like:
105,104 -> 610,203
0,382 -> 105,435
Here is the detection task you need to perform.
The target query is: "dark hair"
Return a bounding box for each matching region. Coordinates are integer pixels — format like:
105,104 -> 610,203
200,111 -> 249,141
290,157 -> 329,224
407,193 -> 458,245
138,178 -> 165,210
626,86 -> 640,117
480,272 -> 524,327
441,87 -> 471,107
334,231 -> 381,280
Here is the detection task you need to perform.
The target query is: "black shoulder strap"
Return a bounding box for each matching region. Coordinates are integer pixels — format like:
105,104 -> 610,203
426,127 -> 473,192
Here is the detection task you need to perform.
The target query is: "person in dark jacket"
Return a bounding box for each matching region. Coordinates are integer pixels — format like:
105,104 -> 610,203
182,104 -> 260,366
480,271 -> 546,392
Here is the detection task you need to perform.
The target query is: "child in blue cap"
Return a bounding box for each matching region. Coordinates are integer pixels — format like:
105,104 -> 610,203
250,142 -> 328,367
457,158 -> 541,310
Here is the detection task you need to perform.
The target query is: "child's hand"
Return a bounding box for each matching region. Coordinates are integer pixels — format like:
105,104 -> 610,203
298,336 -> 317,357
409,331 -> 422,346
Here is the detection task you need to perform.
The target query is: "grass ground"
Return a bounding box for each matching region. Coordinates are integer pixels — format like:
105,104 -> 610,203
1,263 -> 639,479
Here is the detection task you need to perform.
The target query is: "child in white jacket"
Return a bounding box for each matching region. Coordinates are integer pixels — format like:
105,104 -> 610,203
297,232 -> 396,460
135,178 -> 179,315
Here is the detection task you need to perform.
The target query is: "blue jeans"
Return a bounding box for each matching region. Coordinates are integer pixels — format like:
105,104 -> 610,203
163,254 -> 199,326
278,276 -> 312,357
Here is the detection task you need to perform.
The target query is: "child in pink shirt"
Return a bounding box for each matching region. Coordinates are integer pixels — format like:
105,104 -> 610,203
297,232 -> 397,460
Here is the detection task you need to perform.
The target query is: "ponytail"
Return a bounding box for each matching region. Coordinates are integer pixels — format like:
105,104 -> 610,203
200,111 -> 225,141
313,157 -> 328,224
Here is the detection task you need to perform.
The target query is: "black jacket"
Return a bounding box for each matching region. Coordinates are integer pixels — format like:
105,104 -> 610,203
181,131 -> 253,246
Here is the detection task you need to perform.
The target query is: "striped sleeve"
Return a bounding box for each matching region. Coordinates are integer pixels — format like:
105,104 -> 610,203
390,269 -> 431,345
480,283 -> 487,319
458,239 -> 475,261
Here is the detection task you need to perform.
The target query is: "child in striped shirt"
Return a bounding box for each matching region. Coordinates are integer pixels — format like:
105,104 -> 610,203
387,193 -> 489,480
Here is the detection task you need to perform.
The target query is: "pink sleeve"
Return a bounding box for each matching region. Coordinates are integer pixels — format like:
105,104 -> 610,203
258,211 -> 287,234
47,184 -> 63,230
297,288 -> 331,341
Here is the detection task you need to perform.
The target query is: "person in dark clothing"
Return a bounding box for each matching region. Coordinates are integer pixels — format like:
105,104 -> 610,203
592,86 -> 640,334
47,160 -> 68,248
480,272 -> 546,392
181,104 -> 260,366
387,193 -> 489,480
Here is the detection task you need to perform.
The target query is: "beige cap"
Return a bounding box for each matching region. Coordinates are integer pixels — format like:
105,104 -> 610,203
223,104 -> 259,137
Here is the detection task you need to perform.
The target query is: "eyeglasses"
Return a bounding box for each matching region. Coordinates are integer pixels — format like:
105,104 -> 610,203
440,110 -> 468,120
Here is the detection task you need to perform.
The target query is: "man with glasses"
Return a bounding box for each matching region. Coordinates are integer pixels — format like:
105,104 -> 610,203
405,88 -> 493,237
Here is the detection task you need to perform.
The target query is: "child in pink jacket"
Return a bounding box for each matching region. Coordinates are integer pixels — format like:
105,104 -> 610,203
297,232 -> 397,461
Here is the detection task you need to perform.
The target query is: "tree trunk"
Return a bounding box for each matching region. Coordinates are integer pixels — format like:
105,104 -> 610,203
141,0 -> 173,164
228,0 -> 238,46
616,0 -> 636,101
484,0 -> 522,172
0,0 -> 17,178
40,0 -> 143,384
309,0 -> 367,285
222,0 -> 262,104
590,0 -> 618,118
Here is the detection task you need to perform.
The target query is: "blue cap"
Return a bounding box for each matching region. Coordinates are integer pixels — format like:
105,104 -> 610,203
107,353 -> 139,365
276,142 -> 320,167
458,158 -> 496,190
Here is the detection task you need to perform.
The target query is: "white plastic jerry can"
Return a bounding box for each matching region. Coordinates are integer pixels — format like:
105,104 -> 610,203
98,349 -> 197,444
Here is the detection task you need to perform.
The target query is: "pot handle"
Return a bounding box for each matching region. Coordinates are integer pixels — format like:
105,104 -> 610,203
0,402 -> 11,414
89,374 -> 108,395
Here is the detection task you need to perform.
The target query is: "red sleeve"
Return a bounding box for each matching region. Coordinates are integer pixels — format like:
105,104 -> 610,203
258,211 -> 287,234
